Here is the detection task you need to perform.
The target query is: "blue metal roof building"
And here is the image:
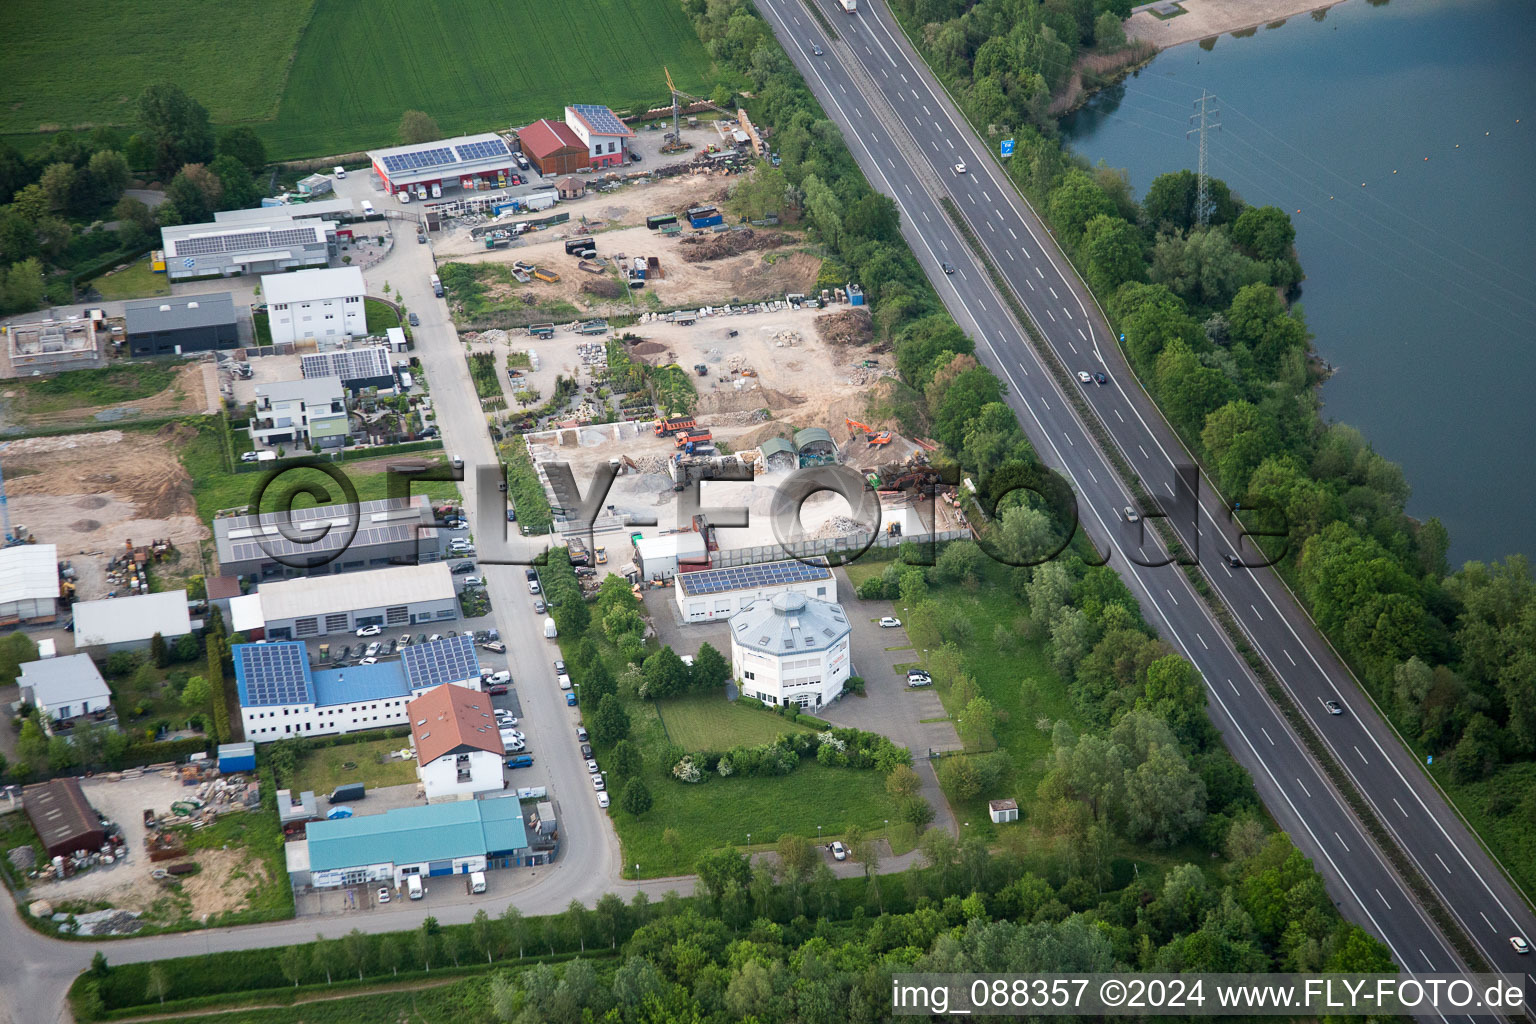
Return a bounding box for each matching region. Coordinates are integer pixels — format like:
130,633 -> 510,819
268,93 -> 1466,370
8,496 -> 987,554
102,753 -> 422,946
296,797 -> 532,888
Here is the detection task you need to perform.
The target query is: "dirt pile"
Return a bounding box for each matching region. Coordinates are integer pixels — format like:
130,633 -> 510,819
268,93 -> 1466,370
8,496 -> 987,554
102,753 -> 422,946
815,309 -> 874,346
677,229 -> 795,263
581,278 -> 623,299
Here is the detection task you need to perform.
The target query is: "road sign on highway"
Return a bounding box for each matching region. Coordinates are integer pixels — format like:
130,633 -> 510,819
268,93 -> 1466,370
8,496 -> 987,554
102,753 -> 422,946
1000,139 -> 1015,157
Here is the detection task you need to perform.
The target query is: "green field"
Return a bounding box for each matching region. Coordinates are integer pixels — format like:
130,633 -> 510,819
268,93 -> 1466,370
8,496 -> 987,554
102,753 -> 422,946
287,736 -> 419,795
655,693 -> 819,750
90,257 -> 171,300
4,0 -> 722,161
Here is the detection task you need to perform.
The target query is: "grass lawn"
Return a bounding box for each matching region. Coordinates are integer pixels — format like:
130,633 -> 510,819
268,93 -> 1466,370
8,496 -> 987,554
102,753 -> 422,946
8,362 -> 179,415
252,310 -> 272,347
655,693 -> 818,750
286,736 -> 418,795
90,257 -> 170,301
364,298 -> 398,335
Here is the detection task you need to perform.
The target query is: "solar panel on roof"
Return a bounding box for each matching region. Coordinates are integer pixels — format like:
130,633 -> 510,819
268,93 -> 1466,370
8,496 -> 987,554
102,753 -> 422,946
402,635 -> 481,690
677,559 -> 831,596
573,104 -> 627,135
237,642 -> 313,706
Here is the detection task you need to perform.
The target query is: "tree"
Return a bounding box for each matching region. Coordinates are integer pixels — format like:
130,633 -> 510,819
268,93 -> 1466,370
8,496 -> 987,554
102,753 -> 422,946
278,943 -> 307,986
399,110 -> 441,145
775,833 -> 817,883
211,155 -> 260,211
343,927 -> 370,979
146,964 -> 170,1004
886,763 -> 923,800
1122,743 -> 1208,847
695,848 -> 750,904
2,258 -> 46,316
17,715 -> 47,777
413,918 -> 436,971
1200,400 -> 1276,497
311,933 -> 335,983
135,84 -> 214,179
206,637 -> 231,742
166,163 -> 221,223
86,150 -> 130,207
378,935 -> 404,976
1231,205 -> 1296,262
1094,9 -> 1127,48
594,892 -> 627,948
1143,169 -> 1238,233
620,778 -> 653,817
641,647 -> 688,699
38,163 -> 77,214
501,904 -> 529,957
689,642 -> 730,692
150,631 -> 169,668
1082,214 -> 1145,295
958,696 -> 997,748
217,127 -> 268,174
1047,169 -> 1117,245
470,908 -> 500,962
609,739 -> 642,780
939,755 -> 983,801
591,693 -> 630,745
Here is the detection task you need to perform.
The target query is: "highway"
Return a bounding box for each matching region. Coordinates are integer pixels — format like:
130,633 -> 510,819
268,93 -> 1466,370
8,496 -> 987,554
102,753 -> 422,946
758,0 -> 1536,1012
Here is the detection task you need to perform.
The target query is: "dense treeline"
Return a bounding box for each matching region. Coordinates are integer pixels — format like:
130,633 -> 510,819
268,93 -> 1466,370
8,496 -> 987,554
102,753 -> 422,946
889,0 -> 1536,876
0,83 -> 267,313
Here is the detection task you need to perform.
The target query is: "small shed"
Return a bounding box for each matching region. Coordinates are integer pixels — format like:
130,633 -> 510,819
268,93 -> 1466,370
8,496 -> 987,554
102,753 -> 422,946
531,800 -> 558,836
988,798 -> 1019,824
218,741 -> 257,773
555,176 -> 585,200
277,788 -> 319,825
794,427 -> 837,466
297,173 -> 334,197
24,778 -> 106,859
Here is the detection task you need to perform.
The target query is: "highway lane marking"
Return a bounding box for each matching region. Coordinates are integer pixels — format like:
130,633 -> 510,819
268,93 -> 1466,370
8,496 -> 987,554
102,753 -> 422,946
1063,432 -> 1073,446
1165,481 -> 1175,497
921,210 -> 929,222
1046,309 -> 1056,322
881,67 -> 888,78
912,90 -> 920,101
940,238 -> 947,249
947,138 -> 955,149
1354,745 -> 1368,764
857,108 -> 866,118
983,191 -> 993,203
1283,649 -> 1296,666
1261,727 -> 1274,745
1418,949 -> 1432,970
1435,853 -> 1450,874
864,45 -> 872,55
1166,588 -> 1178,606
1049,286 -> 1058,299
904,183 -> 911,194
793,14 -> 800,23
1393,797 -> 1408,817
1008,227 -> 1017,240
1040,397 -> 1048,410
1114,409 -> 1124,423
887,158 -> 895,169
1335,831 -> 1350,853
1222,562 -> 1232,578
1480,911 -> 1495,931
1078,328 -> 1086,340
1034,266 -> 1044,278
1086,467 -> 1096,483
1376,889 -> 1392,911
1005,250 -> 1015,261
1296,777 -> 1311,798
1027,279 -> 1035,290
923,103 -> 932,115
1068,341 -> 1077,353
901,72 -> 908,83
838,81 -> 846,93
1250,603 -> 1263,621
1198,633 -> 1208,649
1021,248 -> 1031,259
1062,307 -> 1072,319
966,193 -> 975,204
977,299 -> 986,312
957,268 -> 966,280
1228,679 -> 1240,696
1138,444 -> 1148,459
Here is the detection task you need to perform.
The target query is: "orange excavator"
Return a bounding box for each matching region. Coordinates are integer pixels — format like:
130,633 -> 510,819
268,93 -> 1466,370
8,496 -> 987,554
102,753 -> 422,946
844,418 -> 892,445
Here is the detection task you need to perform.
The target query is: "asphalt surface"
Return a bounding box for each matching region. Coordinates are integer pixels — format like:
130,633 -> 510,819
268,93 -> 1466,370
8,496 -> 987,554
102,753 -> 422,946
760,0 -> 1536,1014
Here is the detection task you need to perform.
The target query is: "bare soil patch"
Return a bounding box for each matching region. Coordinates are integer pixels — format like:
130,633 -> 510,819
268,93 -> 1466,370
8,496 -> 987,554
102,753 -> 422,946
0,363 -> 209,432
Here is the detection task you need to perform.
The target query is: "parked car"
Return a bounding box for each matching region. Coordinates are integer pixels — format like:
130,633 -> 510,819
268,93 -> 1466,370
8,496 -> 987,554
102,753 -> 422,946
416,633 -> 428,645
505,755 -> 535,769
592,775 -> 606,791
485,670 -> 512,685
428,633 -> 443,642
629,150 -> 642,163
580,743 -> 593,758
506,509 -> 517,521
529,580 -> 541,594
566,692 -> 578,706
525,568 -> 539,582
408,313 -> 420,326
360,656 -> 378,665
386,639 -> 398,654
533,599 -> 546,613
502,729 -> 526,743
488,684 -> 509,696
480,641 -> 507,654
398,633 -> 412,646
830,841 -> 847,861
879,616 -> 902,628
356,624 -> 382,637
555,660 -> 566,674
463,576 -> 484,587
452,561 -> 477,574
586,759 -> 600,774
240,451 -> 260,462
336,644 -> 352,660
378,886 -> 391,904
907,671 -> 933,688
596,790 -> 610,808
364,642 -> 382,657
558,674 -> 572,690
576,725 -> 588,742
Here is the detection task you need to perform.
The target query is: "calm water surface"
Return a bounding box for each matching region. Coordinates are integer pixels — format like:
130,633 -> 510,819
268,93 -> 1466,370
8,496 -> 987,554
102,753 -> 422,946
1061,0 -> 1536,568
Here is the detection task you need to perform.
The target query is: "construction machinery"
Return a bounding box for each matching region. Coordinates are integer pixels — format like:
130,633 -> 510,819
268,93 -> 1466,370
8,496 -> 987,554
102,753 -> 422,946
663,67 -> 736,152
654,415 -> 696,436
844,419 -> 892,445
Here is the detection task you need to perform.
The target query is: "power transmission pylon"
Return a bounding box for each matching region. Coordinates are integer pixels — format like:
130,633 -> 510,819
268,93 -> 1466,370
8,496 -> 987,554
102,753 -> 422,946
1187,90 -> 1222,226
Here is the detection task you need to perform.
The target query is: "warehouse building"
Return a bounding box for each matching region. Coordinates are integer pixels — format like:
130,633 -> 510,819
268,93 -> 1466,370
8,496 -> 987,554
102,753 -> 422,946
565,104 -> 634,169
675,558 -> 835,622
368,133 -> 516,197
123,294 -> 239,357
213,494 -> 445,580
0,543 -> 59,625
240,562 -> 457,641
24,778 -> 106,859
212,199 -> 355,225
71,590 -> 194,654
730,592 -> 851,709
19,653 -> 112,723
287,795 -> 531,890
300,345 -> 395,394
159,216 -> 336,280
235,634 -> 481,741
409,684 -> 506,802
518,119 -> 588,176
263,267 -> 367,346
634,532 -> 709,582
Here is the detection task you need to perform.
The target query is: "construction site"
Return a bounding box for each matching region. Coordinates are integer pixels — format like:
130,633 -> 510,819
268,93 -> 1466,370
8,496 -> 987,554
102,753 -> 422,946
0,310 -> 116,377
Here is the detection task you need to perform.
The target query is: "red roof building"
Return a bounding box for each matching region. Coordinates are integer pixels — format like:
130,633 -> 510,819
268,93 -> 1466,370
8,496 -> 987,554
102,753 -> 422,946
408,683 -> 507,801
519,120 -> 588,177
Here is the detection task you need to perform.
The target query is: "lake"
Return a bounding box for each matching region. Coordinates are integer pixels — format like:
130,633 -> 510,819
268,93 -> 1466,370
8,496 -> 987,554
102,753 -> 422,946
1062,0 -> 1536,569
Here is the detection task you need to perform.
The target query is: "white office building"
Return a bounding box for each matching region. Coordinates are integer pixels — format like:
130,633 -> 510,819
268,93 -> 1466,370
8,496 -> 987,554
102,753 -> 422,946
674,558 -> 835,622
263,267 -> 367,346
730,592 -> 852,709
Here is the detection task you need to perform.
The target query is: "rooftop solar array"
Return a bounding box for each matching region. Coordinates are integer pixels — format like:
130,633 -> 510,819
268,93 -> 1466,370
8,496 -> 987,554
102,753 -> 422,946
455,138 -> 510,162
301,346 -> 392,383
381,146 -> 456,174
572,104 -> 628,135
169,226 -> 320,258
678,558 -> 831,597
402,635 -> 481,690
216,496 -> 429,564
236,643 -> 314,706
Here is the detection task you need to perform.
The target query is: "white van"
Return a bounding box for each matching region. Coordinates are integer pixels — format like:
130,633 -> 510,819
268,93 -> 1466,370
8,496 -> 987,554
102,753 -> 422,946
361,200 -> 375,216
468,870 -> 487,894
406,875 -> 423,900
544,616 -> 558,639
334,166 -> 346,179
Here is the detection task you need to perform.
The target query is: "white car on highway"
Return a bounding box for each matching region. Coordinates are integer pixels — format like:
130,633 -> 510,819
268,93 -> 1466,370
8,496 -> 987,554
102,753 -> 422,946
953,162 -> 966,174
1077,371 -> 1093,384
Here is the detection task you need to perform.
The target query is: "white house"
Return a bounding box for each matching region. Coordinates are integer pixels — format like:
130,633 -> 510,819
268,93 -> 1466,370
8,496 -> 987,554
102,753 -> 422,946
564,104 -> 634,170
730,592 -> 851,709
674,558 -> 836,622
408,683 -> 505,802
263,266 -> 367,346
250,376 -> 349,450
19,654 -> 112,722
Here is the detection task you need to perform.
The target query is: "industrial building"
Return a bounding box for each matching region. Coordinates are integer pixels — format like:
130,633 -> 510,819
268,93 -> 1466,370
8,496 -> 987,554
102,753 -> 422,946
674,558 -> 835,622
300,345 -> 395,394
367,133 -> 516,197
250,376 -> 349,450
158,216 -> 336,280
235,634 -> 481,741
24,778 -> 106,859
518,119 -> 588,176
793,427 -> 837,466
730,592 -> 852,709
564,104 -> 633,169
634,532 -> 709,582
213,495 -> 444,580
262,267 -> 367,346
213,198 -> 355,225
71,590 -> 194,654
0,543 -> 59,625
19,653 -> 112,722
231,562 -> 457,641
286,795 -> 533,890
409,684 -> 506,802
123,294 -> 239,357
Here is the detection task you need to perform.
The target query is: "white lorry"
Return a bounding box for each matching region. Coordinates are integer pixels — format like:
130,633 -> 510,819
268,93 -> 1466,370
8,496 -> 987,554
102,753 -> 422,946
406,875 -> 424,900
840,0 -> 856,10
